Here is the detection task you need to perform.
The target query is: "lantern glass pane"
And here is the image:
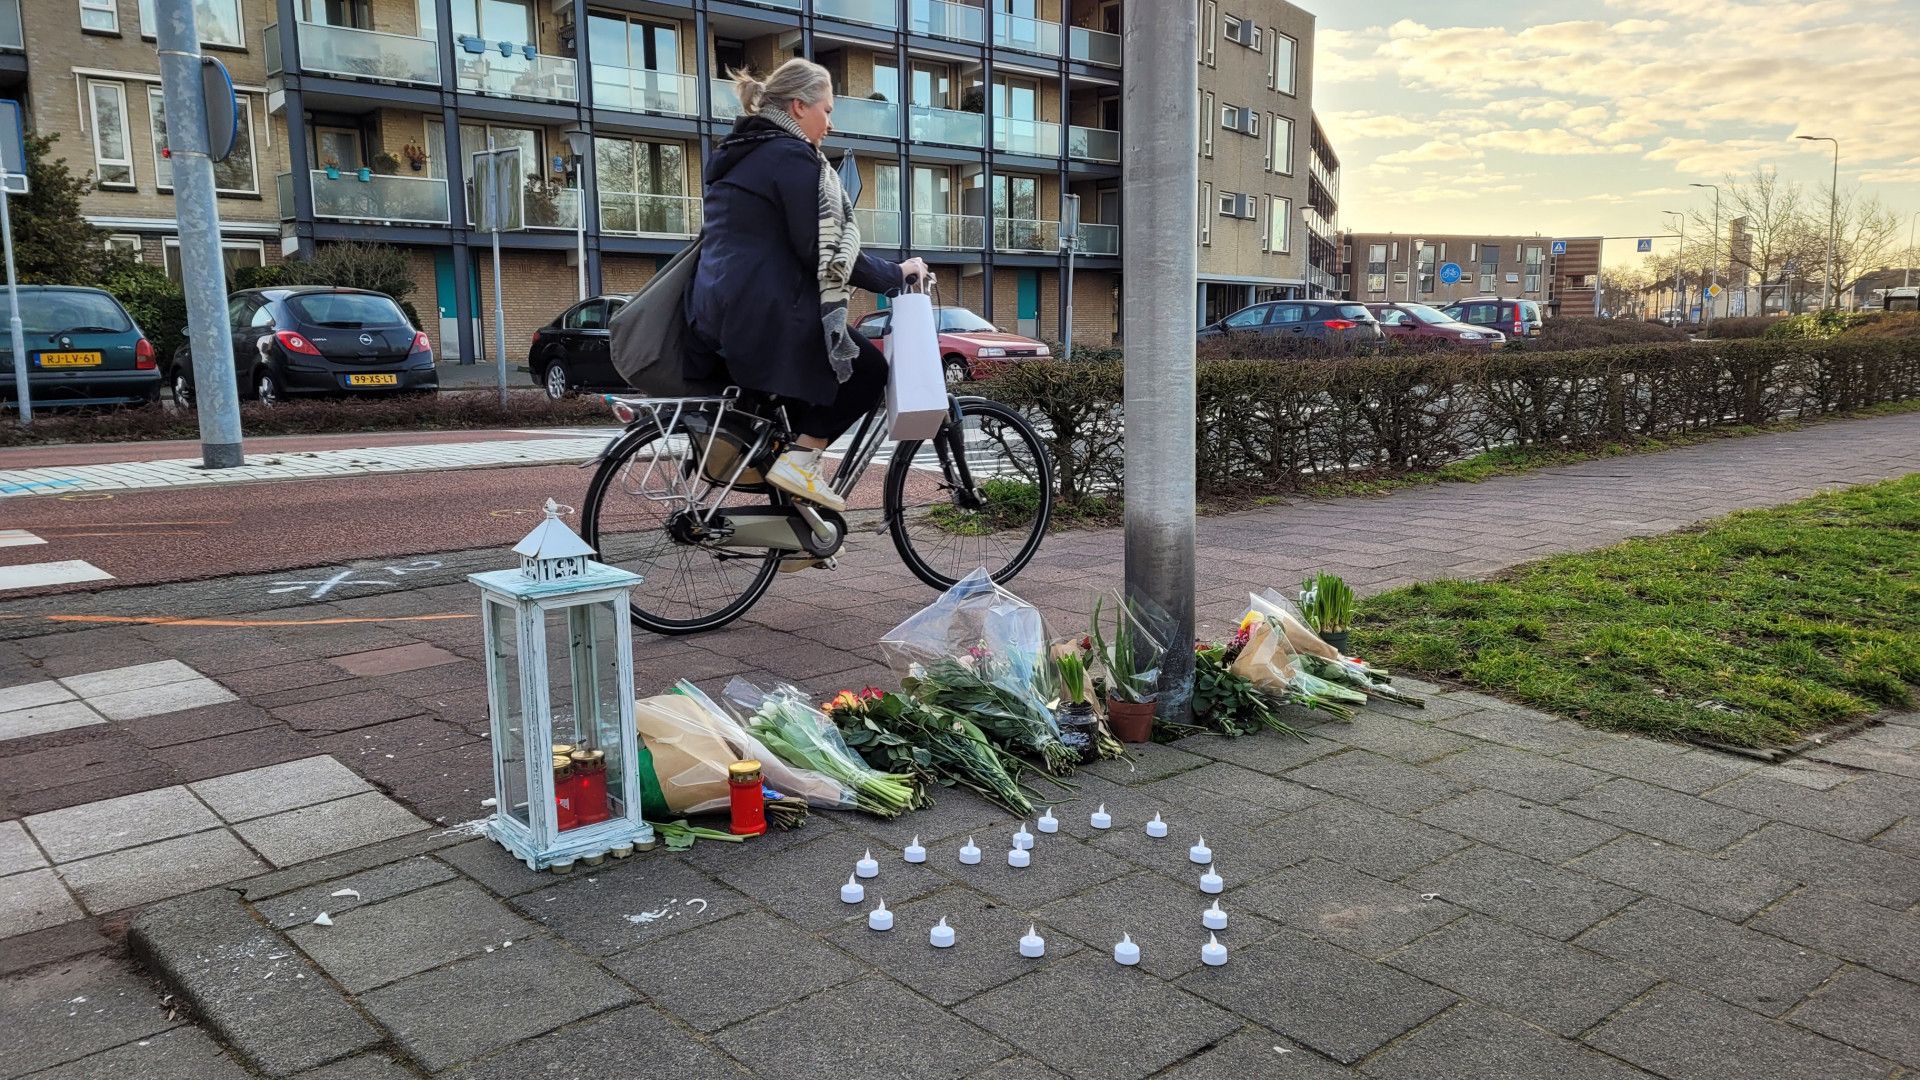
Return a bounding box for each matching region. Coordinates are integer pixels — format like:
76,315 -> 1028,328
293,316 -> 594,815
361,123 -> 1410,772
488,599 -> 530,826
544,600 -> 627,828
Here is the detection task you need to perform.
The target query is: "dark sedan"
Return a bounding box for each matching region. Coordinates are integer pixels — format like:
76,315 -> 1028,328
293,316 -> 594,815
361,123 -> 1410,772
1367,302 -> 1506,350
529,295 -> 628,399
168,287 -> 435,406
1197,299 -> 1385,352
0,286 -> 160,408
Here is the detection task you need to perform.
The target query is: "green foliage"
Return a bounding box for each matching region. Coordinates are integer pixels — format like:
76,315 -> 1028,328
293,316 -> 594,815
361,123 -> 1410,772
1091,594 -> 1163,704
98,260 -> 187,360
1190,644 -> 1272,737
1299,572 -> 1356,634
278,241 -> 419,302
13,133 -> 107,284
1054,651 -> 1088,706
1765,310 -> 1878,340
1356,474 -> 1920,748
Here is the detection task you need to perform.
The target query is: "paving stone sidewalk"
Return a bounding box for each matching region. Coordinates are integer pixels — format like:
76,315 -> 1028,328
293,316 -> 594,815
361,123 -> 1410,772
2,410 -> 1918,1077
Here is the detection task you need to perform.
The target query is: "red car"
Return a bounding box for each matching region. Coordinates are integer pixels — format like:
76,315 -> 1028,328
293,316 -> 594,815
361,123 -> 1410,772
854,306 -> 1051,384
1366,302 -> 1506,350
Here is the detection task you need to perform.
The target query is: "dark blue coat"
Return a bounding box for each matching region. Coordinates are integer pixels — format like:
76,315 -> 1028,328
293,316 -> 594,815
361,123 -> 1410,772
685,118 -> 904,406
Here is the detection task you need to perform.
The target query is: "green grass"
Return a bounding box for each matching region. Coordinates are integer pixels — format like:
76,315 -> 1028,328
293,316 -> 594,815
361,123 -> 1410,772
1353,475 -> 1920,749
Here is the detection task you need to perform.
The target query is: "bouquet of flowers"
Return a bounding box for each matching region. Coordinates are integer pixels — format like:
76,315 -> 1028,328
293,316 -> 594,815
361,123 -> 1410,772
1246,590 -> 1424,708
634,682 -> 858,815
1230,607 -> 1368,722
724,679 -> 921,818
826,688 -> 1037,816
1192,640 -> 1283,738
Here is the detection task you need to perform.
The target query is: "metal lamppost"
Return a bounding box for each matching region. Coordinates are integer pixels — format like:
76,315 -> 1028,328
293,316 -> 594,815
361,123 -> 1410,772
1690,182 -> 1720,326
564,127 -> 592,303
1663,211 -> 1685,322
1797,135 -> 1839,309
1905,210 -> 1917,290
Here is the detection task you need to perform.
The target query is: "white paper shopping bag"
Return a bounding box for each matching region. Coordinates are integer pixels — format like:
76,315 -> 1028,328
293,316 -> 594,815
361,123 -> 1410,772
883,290 -> 949,441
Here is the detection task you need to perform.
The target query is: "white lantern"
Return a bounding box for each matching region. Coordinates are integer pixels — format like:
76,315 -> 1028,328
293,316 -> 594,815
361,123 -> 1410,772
471,500 -> 653,870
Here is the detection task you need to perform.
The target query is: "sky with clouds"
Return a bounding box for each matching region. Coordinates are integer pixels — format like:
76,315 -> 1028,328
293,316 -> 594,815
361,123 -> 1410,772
1307,0 -> 1920,266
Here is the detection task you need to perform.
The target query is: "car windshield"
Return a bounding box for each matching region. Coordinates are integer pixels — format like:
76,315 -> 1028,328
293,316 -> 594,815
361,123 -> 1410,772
287,293 -> 409,328
937,308 -> 998,333
21,291 -> 132,335
1402,304 -> 1455,325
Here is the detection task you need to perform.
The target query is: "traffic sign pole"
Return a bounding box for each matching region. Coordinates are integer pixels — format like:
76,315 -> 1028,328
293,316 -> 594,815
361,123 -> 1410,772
2,185 -> 28,425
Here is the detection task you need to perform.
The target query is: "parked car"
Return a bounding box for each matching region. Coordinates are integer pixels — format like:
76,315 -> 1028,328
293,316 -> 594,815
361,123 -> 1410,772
0,286 -> 159,408
852,306 -> 1050,384
1440,297 -> 1544,339
168,287 -> 435,405
529,295 -> 631,399
1196,300 -> 1386,352
1366,302 -> 1506,350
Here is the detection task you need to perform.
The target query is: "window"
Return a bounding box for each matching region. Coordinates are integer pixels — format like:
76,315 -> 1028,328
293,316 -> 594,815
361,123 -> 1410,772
1199,182 -> 1211,245
594,136 -> 690,234
1367,243 -> 1387,294
1271,31 -> 1297,94
138,0 -> 242,45
1220,104 -> 1256,136
564,300 -> 609,330
1201,92 -> 1214,156
1203,1 -> 1216,65
162,238 -> 265,284
1479,241 -> 1500,294
87,81 -> 134,188
1217,192 -> 1254,219
1524,245 -> 1544,294
1269,304 -> 1304,325
1417,243 -> 1436,294
287,292 -> 409,326
1270,114 -> 1293,173
1267,196 -> 1290,252
148,88 -> 261,195
105,234 -> 142,258
1222,14 -> 1258,48
1222,304 -> 1269,329
80,0 -> 118,33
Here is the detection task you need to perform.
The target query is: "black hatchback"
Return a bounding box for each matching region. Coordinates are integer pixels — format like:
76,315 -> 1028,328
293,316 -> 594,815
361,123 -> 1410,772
1197,299 -> 1386,352
168,286 -> 436,405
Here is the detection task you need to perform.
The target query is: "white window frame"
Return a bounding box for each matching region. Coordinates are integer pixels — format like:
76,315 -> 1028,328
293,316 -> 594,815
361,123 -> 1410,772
1271,113 -> 1294,174
79,0 -> 119,33
1203,1 -> 1216,65
148,88 -> 260,195
147,86 -> 169,190
162,237 -> 267,283
104,234 -> 142,257
1202,92 -> 1215,156
1272,31 -> 1297,95
1218,191 -> 1235,216
138,0 -> 242,46
87,80 -> 135,189
1268,201 -> 1288,253
1200,182 -> 1211,245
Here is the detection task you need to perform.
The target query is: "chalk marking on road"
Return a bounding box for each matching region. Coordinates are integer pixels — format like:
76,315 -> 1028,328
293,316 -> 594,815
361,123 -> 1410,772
45,613 -> 476,627
266,560 -> 444,599
56,492 -> 115,502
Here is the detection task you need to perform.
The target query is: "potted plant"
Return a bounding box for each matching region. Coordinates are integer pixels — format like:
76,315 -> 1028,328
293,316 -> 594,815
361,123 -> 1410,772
356,165 -> 373,182
402,143 -> 428,171
1092,594 -> 1162,743
521,42 -> 537,60
321,154 -> 340,180
1299,572 -> 1356,655
1052,648 -> 1098,764
458,34 -> 486,54
371,151 -> 401,176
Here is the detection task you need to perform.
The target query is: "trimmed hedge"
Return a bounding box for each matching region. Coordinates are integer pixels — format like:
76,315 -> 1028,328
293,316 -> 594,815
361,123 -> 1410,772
1522,317 -> 1690,351
975,339 -> 1920,504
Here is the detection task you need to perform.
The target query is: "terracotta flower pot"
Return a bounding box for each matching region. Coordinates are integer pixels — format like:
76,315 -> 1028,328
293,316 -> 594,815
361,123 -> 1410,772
1106,697 -> 1156,743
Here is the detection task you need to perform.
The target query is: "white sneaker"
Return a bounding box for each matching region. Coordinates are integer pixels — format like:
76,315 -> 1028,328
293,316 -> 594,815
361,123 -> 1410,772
767,449 -> 847,512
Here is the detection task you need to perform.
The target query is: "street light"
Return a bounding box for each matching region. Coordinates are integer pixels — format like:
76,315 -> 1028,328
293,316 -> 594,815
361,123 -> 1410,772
564,126 -> 592,302
1906,210 -> 1918,290
1690,182 -> 1720,325
1796,135 -> 1839,310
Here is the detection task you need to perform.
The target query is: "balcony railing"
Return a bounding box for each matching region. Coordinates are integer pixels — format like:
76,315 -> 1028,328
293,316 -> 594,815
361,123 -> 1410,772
993,117 -> 1061,157
710,78 -> 742,121
456,48 -> 578,103
466,185 -> 581,230
264,22 -> 282,74
1067,125 -> 1120,163
854,208 -> 901,247
1068,25 -> 1119,66
592,66 -> 697,116
0,0 -> 20,49
1074,222 -> 1118,256
908,0 -> 984,41
815,0 -> 897,28
992,11 -> 1061,55
834,96 -> 900,139
275,171 -> 294,221
912,212 -> 984,250
908,105 -> 983,148
291,21 -> 440,86
994,217 -> 1060,253
1306,263 -> 1337,296
743,0 -> 800,7
600,192 -> 701,237
305,171 -> 449,225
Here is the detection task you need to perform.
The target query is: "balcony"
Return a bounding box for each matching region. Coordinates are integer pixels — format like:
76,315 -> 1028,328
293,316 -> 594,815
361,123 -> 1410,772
854,208 -> 901,247
1,0 -> 23,49
287,21 -> 440,86
592,67 -> 697,116
275,171 -> 295,221
1074,222 -> 1118,256
1066,125 -> 1118,163
600,192 -> 701,237
909,0 -> 984,41
912,212 -> 984,250
908,105 -> 983,148
302,171 -> 450,225
465,185 -> 581,230
1306,263 -> 1337,297
455,46 -> 578,103
993,117 -> 1061,157
710,78 -> 742,121
1068,26 -> 1119,66
994,218 -> 1059,254
834,96 -> 900,139
993,11 -> 1061,56
816,0 -> 897,28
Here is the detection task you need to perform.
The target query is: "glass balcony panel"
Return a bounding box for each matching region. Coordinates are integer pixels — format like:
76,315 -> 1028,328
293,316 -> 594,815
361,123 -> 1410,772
1068,25 -> 1119,66
992,11 -> 1060,55
456,50 -> 578,103
710,78 -> 743,121
599,193 -> 702,237
834,96 -> 900,139
592,67 -> 697,116
295,21 -> 439,85
993,116 -> 1060,157
1067,125 -> 1119,163
0,0 -> 19,49
853,208 -> 901,247
911,212 -> 984,250
309,171 -> 449,224
275,171 -> 294,221
908,105 -> 983,148
993,217 -> 1058,253
908,0 -> 984,41
525,186 -> 580,230
1074,222 -> 1118,256
264,21 -> 282,76
744,0 -> 800,8
816,0 -> 898,28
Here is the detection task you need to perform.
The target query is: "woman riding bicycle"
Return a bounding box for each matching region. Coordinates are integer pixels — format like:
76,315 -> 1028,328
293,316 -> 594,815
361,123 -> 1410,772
685,58 -> 932,515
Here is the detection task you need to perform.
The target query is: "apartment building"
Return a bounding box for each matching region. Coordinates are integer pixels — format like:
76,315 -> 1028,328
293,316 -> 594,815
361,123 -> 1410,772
1340,230 -> 1608,318
5,0 -> 1331,358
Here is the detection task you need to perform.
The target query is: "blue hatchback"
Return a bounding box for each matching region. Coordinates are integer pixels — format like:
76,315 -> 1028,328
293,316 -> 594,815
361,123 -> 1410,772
0,286 -> 160,408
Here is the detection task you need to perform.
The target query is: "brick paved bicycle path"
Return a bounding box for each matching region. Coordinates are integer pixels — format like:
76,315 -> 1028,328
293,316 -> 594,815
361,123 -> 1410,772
2,409 -> 1918,1078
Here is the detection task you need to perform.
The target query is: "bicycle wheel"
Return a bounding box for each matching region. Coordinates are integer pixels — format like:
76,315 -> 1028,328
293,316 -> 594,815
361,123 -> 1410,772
885,397 -> 1054,590
581,420 -> 780,635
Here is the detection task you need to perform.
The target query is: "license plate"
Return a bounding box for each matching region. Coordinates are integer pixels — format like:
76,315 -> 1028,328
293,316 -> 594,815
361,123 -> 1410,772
348,373 -> 399,386
37,352 -> 103,368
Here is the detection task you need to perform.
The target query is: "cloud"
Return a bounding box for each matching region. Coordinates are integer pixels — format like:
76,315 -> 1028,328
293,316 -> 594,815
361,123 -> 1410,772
1323,111 -> 1429,140
1378,139 -> 1484,165
1477,129 -> 1643,156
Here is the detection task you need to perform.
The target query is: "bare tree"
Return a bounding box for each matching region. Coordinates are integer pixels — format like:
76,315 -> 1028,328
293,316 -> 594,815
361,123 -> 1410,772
1689,167 -> 1806,316
1817,185 -> 1903,306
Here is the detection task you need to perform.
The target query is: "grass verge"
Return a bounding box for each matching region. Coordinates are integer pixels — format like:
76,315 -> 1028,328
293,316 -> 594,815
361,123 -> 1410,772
1352,474 -> 1920,749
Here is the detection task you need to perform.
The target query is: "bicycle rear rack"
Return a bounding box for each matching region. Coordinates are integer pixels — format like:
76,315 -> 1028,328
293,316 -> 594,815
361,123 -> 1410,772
602,392 -> 783,525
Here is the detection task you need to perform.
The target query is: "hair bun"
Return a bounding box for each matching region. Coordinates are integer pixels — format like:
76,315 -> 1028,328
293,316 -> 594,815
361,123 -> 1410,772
730,68 -> 765,114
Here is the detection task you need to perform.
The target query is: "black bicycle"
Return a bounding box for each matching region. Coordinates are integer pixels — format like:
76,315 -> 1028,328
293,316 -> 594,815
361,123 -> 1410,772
581,388 -> 1054,634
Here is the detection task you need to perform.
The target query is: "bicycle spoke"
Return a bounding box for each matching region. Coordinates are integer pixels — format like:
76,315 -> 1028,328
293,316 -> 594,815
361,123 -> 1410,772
887,400 -> 1054,590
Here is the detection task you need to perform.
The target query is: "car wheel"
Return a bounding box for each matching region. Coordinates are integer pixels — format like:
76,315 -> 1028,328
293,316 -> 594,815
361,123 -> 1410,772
254,369 -> 281,406
543,360 -> 572,400
171,368 -> 195,408
943,355 -> 970,387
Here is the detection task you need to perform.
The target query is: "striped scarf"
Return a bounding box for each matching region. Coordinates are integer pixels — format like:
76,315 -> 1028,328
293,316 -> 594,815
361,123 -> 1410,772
757,106 -> 863,383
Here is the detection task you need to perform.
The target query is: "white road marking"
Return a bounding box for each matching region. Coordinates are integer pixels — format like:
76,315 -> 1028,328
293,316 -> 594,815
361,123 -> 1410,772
0,560 -> 114,592
0,529 -> 46,547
